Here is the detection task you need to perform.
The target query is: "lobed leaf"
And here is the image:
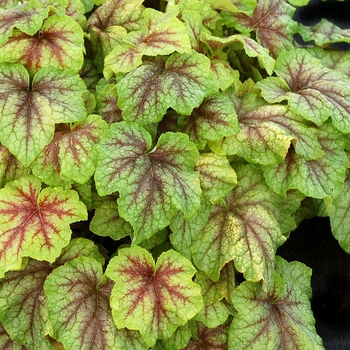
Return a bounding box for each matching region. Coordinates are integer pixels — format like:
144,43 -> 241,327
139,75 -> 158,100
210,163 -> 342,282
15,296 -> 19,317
263,122 -> 348,199
222,0 -> 297,57
117,51 -> 217,125
210,101 -> 323,165
30,115 -> 108,187
195,153 -> 237,203
44,256 -> 123,350
105,246 -> 204,347
0,0 -> 49,45
298,19 -> 350,48
178,91 -> 239,150
228,257 -> 324,350
104,8 -> 191,75
95,121 -> 201,244
0,13 -> 85,74
0,64 -> 87,166
0,238 -> 102,349
257,49 -> 350,132
186,321 -> 229,349
191,164 -> 285,284
0,176 -> 87,277
0,260 -> 53,350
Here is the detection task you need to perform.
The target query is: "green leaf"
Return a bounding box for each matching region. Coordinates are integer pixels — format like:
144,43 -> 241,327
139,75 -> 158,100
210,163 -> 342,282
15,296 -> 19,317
0,324 -> 28,349
0,143 -> 31,188
187,321 -> 229,349
0,176 -> 87,277
210,91 -> 323,164
116,51 -> 217,125
191,164 -> 285,283
0,64 -> 87,166
222,0 -> 297,57
90,193 -> 134,240
95,80 -> 123,124
86,0 -> 144,70
105,246 -> 204,347
263,122 -> 348,199
0,238 -> 102,349
95,121 -> 201,244
30,115 -> 108,187
195,301 -> 232,328
228,257 -> 324,350
170,200 -> 212,261
204,0 -> 240,12
0,260 -> 53,350
257,49 -> 350,132
329,173 -> 350,253
298,19 -> 350,47
0,13 -> 85,74
0,0 -> 49,45
195,153 -> 237,203
203,33 -> 275,75
179,90 -> 239,150
195,262 -> 236,306
155,324 -> 191,350
306,47 -> 350,78
104,8 -> 191,75
44,256 -> 123,350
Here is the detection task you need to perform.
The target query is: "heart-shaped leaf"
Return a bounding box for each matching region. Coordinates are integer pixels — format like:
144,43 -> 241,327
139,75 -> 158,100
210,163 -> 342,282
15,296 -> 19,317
223,0 -> 297,58
104,7 -> 191,75
257,49 -> 350,132
263,122 -> 348,199
116,51 -> 217,125
44,256 -> 123,350
105,246 -> 204,347
0,176 -> 87,277
0,238 -> 103,349
95,121 -> 201,244
0,64 -> 87,166
30,115 -> 108,187
0,0 -> 49,45
0,13 -> 85,74
228,257 -> 324,350
191,164 -> 285,284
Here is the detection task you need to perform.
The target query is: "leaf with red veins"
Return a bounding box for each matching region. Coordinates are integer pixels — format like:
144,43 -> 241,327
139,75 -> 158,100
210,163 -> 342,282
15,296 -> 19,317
191,164 -> 285,284
262,122 -> 347,199
96,81 -> 123,124
0,13 -> 85,74
0,238 -> 104,350
228,257 -> 323,350
0,324 -> 28,350
117,51 -> 217,125
95,121 -> 201,244
44,256 -> 124,350
0,260 -> 53,349
186,321 -> 229,350
105,246 -> 204,347
104,8 -> 191,75
0,0 -> 49,45
0,0 -> 18,9
0,176 -> 87,277
31,115 -> 108,187
179,91 -> 239,150
224,0 -> 297,58
0,64 -> 87,166
86,0 -> 144,70
257,49 -> 350,132
0,143 -> 31,188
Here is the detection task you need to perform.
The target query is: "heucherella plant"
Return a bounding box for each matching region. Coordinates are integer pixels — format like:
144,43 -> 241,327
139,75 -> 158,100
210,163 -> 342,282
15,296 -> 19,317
0,0 -> 349,348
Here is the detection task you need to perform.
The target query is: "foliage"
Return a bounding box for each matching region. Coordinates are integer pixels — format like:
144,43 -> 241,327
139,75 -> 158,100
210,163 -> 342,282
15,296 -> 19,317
0,0 -> 349,348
